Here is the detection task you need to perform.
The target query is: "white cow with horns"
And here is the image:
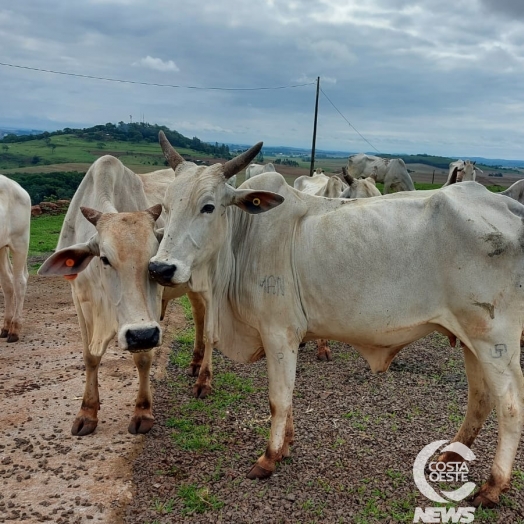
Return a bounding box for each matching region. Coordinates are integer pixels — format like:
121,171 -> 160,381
37,156 -> 201,436
294,167 -> 380,200
149,131 -> 524,508
443,160 -> 483,187
346,153 -> 415,194
245,162 -> 276,180
0,175 -> 31,342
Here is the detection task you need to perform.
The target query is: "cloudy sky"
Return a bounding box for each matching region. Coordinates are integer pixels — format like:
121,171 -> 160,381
1,0 -> 524,159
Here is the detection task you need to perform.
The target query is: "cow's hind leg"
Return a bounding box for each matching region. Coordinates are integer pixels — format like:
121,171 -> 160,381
281,408 -> 294,458
0,247 -> 15,339
247,332 -> 298,479
128,351 -> 155,434
467,335 -> 524,507
316,339 -> 332,361
7,245 -> 29,342
437,345 -> 495,465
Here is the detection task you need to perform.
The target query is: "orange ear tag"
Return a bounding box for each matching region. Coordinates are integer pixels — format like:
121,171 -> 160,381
64,274 -> 78,281
65,259 -> 75,267
252,198 -> 261,206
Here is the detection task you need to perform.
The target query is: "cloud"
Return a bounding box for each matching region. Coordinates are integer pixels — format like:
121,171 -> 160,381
132,56 -> 179,73
2,0 -> 524,159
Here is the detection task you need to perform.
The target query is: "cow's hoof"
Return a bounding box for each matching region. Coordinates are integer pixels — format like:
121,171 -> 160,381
468,491 -> 498,508
0,329 -> 8,338
188,363 -> 201,377
128,416 -> 154,434
193,383 -> 211,399
71,417 -> 98,436
247,463 -> 273,480
7,334 -> 19,343
317,351 -> 332,362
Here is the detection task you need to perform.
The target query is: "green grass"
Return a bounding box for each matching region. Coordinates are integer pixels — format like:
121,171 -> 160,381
0,134 -> 211,171
177,484 -> 224,515
169,328 -> 194,369
179,294 -> 193,320
151,497 -> 175,514
29,213 -> 65,255
166,418 -> 224,451
167,302 -> 255,453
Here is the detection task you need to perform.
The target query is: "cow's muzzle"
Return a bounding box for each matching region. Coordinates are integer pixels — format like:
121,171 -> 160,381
125,326 -> 161,352
148,261 -> 177,285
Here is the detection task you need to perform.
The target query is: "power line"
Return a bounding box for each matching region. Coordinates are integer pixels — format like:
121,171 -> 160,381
320,86 -> 380,154
0,61 -> 316,91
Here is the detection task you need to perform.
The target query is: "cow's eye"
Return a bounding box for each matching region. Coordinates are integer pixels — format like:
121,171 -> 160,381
100,256 -> 111,267
201,204 -> 215,214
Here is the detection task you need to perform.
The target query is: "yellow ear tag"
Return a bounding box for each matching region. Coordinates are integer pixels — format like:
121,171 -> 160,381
65,259 -> 75,267
252,198 -> 261,206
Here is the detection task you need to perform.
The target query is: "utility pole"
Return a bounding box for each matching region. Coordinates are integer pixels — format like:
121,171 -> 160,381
309,76 -> 320,177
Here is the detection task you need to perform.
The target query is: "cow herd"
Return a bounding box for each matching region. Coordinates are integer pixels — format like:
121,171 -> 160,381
3,134 -> 524,509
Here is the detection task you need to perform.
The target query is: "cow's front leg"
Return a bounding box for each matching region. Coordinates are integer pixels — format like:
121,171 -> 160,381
72,351 -> 101,436
188,291 -> 206,376
128,351 -> 155,434
248,334 -> 298,479
193,340 -> 213,399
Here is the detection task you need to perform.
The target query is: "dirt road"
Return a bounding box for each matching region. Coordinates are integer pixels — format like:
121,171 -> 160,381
0,275 -> 180,524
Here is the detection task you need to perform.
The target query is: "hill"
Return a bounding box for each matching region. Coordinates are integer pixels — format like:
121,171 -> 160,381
1,122 -> 522,204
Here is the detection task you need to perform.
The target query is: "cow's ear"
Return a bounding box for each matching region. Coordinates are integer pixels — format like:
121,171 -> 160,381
154,228 -> 164,242
146,204 -> 163,222
81,207 -> 103,226
38,236 -> 100,278
231,189 -> 284,215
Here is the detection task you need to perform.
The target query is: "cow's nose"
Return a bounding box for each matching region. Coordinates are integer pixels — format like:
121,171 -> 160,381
125,326 -> 160,352
148,261 -> 177,283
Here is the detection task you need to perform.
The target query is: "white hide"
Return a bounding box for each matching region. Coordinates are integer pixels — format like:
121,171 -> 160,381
245,162 -> 276,180
0,175 -> 30,342
152,144 -> 524,504
346,154 -> 415,194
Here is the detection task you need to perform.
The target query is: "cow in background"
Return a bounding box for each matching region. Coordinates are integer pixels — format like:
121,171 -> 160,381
295,167 -> 380,200
346,154 -> 415,194
245,162 -> 276,180
443,160 -> 483,187
501,179 -> 524,203
0,175 -> 30,343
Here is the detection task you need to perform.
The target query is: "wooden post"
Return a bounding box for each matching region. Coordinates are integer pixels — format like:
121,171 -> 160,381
309,77 -> 320,177
432,169 -> 435,184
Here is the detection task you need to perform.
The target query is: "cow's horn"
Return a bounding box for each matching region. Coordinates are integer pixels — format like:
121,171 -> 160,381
158,131 -> 185,170
342,166 -> 354,185
223,142 -> 263,180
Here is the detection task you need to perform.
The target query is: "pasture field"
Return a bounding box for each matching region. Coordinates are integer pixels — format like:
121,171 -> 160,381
0,135 -> 210,172
27,213 -> 65,272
